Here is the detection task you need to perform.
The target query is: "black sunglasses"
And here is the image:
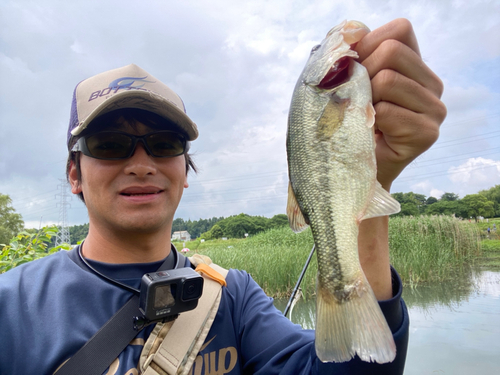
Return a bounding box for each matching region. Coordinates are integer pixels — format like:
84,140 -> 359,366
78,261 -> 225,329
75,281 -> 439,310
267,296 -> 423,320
71,131 -> 190,160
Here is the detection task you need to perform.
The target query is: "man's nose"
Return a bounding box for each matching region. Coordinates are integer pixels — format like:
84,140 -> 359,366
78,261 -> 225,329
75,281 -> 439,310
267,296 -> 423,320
123,141 -> 157,176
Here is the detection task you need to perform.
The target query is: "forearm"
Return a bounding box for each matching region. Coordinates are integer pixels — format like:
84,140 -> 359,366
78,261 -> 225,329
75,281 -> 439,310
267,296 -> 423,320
358,215 -> 392,300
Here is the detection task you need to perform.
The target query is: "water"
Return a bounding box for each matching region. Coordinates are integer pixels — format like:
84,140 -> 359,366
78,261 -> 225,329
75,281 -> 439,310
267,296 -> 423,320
274,269 -> 500,374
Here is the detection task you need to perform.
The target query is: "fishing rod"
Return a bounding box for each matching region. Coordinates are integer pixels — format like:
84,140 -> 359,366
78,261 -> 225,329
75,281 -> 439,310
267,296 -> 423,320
284,244 -> 315,318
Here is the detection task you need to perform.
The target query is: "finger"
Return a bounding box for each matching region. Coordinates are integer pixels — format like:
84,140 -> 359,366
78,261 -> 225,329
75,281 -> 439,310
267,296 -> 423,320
355,18 -> 421,60
371,69 -> 447,119
374,101 -> 441,160
362,40 -> 444,98
373,101 -> 441,189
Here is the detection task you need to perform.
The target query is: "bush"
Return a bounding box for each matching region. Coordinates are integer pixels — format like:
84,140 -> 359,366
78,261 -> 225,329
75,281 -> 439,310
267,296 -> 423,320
0,226 -> 71,274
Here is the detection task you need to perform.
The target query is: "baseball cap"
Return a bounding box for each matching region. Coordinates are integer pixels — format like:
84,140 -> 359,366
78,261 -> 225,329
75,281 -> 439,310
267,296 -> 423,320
67,64 -> 198,149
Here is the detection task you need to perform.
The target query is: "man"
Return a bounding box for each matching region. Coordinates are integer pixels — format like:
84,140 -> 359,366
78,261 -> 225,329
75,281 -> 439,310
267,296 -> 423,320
0,18 -> 445,374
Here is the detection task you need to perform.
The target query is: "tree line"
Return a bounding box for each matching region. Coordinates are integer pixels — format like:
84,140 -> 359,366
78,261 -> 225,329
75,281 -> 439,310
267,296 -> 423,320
198,213 -> 289,240
172,216 -> 224,239
392,184 -> 500,220
1,184 -> 499,244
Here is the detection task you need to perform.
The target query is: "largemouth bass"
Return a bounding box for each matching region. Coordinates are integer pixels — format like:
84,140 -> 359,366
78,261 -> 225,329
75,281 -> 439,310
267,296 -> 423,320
286,20 -> 401,363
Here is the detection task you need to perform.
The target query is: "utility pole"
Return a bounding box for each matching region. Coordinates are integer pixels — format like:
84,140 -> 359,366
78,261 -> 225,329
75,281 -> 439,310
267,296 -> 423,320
55,179 -> 71,246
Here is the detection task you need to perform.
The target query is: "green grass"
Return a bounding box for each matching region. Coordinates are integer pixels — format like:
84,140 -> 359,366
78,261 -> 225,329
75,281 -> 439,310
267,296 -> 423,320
180,215 -> 483,296
389,215 -> 481,287
474,217 -> 500,268
474,217 -> 500,232
178,227 -> 317,299
478,239 -> 500,269
481,239 -> 500,251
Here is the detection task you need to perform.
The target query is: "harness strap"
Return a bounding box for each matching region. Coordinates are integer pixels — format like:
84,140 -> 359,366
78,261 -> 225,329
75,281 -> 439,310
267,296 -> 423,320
54,295 -> 142,375
140,258 -> 228,375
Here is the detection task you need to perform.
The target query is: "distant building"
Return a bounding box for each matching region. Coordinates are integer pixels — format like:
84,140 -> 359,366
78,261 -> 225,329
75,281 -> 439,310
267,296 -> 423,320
172,231 -> 191,242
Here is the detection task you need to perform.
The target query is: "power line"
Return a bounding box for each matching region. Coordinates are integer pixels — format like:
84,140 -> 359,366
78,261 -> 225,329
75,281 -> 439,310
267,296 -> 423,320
184,181 -> 288,198
411,148 -> 500,167
440,112 -> 500,129
180,193 -> 288,207
188,170 -> 286,187
433,129 -> 500,146
395,162 -> 500,183
429,134 -> 500,150
11,189 -> 59,204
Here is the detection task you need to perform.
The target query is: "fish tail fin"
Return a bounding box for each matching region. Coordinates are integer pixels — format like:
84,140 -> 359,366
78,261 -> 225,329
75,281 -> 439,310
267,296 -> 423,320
315,275 -> 396,363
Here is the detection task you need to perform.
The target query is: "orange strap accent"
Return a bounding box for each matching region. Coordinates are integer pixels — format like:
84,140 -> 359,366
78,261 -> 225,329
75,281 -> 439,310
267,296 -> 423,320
195,264 -> 227,287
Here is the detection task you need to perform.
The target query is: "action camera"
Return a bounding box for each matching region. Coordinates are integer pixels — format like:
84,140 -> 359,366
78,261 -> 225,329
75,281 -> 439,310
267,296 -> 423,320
139,268 -> 204,322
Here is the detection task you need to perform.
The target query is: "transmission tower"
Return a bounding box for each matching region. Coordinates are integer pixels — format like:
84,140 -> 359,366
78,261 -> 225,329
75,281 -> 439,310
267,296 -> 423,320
55,179 -> 71,246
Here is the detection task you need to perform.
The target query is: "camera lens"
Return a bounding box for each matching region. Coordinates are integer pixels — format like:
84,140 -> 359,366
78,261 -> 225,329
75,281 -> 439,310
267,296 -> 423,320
187,284 -> 196,294
182,278 -> 203,301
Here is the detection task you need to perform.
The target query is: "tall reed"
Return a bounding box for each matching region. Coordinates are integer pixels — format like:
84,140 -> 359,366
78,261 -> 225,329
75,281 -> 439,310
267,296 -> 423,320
389,215 -> 481,287
189,215 -> 481,297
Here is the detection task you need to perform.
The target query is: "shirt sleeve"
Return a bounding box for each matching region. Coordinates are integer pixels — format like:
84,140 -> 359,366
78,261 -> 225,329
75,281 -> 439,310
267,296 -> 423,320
227,266 -> 409,375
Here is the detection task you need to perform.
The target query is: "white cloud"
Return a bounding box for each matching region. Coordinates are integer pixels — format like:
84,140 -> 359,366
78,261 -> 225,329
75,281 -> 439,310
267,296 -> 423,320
448,158 -> 500,196
430,189 -> 444,199
411,180 -> 432,193
410,181 -> 445,199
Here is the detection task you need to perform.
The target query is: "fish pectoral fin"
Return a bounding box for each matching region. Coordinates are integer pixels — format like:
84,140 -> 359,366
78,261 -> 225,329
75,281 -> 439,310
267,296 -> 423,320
286,182 -> 310,233
366,102 -> 376,128
361,183 -> 401,221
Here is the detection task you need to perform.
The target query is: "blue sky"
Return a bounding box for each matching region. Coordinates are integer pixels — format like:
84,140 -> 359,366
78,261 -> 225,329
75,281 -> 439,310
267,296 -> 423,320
1,0 -> 499,228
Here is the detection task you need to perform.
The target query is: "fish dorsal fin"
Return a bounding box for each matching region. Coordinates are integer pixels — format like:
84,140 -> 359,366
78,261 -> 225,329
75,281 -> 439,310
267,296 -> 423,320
287,182 -> 309,233
361,183 -> 401,221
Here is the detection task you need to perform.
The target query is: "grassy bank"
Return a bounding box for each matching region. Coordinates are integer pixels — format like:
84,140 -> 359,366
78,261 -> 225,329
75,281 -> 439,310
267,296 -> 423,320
179,215 -> 483,297
475,217 -> 500,238
476,218 -> 500,269
478,239 -> 500,269
389,216 -> 481,287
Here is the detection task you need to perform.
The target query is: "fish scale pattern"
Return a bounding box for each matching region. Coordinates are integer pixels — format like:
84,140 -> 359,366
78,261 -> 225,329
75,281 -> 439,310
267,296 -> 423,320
287,62 -> 376,301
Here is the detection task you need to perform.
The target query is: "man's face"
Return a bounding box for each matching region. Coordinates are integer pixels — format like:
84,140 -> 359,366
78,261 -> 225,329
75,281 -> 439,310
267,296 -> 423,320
68,116 -> 189,235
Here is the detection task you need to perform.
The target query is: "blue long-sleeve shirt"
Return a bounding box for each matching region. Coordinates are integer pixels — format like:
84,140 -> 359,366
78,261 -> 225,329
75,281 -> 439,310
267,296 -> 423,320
0,247 -> 408,374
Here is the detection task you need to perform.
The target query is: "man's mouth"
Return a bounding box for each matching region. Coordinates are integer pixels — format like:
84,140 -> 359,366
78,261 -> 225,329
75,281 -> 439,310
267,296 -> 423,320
121,192 -> 161,196
119,187 -> 164,196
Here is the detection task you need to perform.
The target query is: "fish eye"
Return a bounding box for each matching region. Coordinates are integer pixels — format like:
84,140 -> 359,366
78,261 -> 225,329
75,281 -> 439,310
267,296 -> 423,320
311,44 -> 321,54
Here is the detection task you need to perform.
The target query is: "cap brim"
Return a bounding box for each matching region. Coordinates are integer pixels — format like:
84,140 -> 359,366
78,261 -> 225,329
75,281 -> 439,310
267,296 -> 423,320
70,90 -> 198,141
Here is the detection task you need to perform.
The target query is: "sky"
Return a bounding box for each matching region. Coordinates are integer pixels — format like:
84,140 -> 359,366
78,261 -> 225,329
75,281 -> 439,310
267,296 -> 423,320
1,0 -> 499,228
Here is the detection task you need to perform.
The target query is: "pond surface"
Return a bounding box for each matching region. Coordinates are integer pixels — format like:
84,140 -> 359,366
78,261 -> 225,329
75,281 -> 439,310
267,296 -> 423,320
274,268 -> 500,374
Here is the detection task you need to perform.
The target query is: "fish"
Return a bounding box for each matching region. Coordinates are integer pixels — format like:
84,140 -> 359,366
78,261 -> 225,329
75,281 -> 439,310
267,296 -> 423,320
286,20 -> 401,363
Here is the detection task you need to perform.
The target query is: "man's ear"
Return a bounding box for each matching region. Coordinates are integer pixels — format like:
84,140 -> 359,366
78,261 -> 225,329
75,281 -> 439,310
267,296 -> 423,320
68,160 -> 82,194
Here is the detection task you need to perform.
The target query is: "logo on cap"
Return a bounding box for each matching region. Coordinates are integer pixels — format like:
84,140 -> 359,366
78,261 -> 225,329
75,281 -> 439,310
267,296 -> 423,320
89,76 -> 156,102
108,76 -> 155,89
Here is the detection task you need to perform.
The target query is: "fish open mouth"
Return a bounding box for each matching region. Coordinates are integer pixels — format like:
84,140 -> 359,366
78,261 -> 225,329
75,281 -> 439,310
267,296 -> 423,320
317,20 -> 369,91
317,55 -> 354,90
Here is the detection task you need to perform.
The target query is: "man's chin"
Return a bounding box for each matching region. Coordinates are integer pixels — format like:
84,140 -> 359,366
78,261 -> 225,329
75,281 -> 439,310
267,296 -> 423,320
112,217 -> 170,235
